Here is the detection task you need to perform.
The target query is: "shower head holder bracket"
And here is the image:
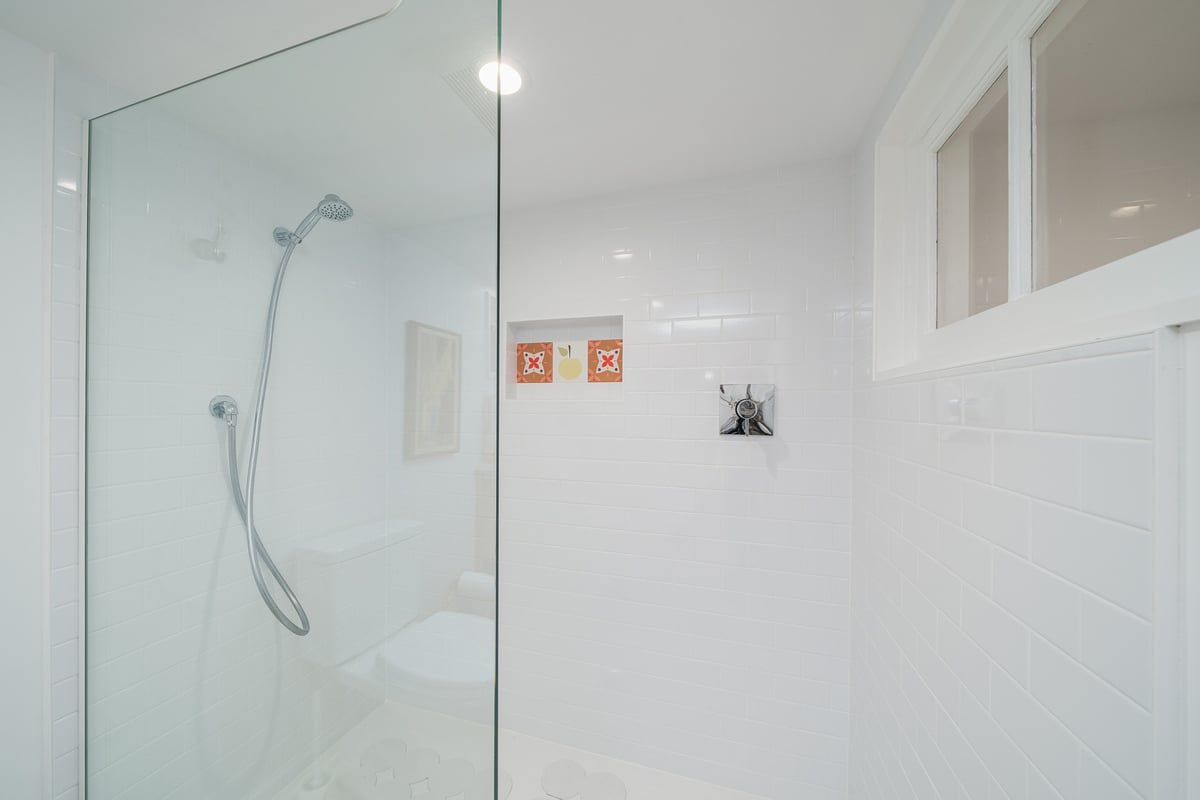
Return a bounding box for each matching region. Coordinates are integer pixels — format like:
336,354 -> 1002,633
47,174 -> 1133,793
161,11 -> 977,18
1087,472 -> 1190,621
273,227 -> 302,247
209,395 -> 239,426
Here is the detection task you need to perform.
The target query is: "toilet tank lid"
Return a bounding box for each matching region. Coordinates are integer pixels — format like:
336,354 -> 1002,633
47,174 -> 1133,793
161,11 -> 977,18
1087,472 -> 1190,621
295,520 -> 422,564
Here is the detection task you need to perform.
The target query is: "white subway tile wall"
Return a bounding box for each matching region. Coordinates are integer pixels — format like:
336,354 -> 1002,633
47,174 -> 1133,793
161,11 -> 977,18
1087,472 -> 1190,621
49,101 -> 85,800
46,59 -> 142,800
500,162 -> 854,799
37,56 -> 1165,800
85,102 -> 388,800
850,181 -> 1159,800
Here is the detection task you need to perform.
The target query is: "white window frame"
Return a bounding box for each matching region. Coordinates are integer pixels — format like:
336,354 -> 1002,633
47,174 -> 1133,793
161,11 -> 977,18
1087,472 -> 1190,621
873,0 -> 1200,379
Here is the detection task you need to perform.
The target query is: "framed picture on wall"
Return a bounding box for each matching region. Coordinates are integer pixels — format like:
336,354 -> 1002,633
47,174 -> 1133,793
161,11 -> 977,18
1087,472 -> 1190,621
405,321 -> 462,457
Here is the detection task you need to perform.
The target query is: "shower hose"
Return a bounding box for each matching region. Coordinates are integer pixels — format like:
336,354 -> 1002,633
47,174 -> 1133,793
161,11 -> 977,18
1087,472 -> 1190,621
217,237 -> 311,636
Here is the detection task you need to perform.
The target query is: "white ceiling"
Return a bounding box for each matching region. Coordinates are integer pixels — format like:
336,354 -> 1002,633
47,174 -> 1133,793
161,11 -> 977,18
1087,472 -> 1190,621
0,0 -> 931,223
500,0 -> 930,208
0,0 -> 397,101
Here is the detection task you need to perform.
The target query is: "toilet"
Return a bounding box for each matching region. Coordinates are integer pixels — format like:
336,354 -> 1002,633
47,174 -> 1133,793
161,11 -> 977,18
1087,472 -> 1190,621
374,609 -> 494,722
294,521 -> 496,722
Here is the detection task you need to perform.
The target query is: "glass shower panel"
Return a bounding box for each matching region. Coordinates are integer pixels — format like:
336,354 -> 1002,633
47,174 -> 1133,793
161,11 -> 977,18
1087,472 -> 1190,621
85,2 -> 498,798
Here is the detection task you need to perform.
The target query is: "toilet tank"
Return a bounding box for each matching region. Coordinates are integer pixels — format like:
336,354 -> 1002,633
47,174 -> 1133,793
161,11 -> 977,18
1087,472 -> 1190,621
294,520 -> 423,667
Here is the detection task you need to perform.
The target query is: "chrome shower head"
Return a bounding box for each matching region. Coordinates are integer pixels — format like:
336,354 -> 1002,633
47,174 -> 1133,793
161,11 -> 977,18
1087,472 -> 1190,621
278,193 -> 355,244
317,194 -> 353,222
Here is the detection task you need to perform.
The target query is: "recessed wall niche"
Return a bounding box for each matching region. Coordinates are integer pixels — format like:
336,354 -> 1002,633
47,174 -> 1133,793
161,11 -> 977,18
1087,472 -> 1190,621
505,315 -> 623,400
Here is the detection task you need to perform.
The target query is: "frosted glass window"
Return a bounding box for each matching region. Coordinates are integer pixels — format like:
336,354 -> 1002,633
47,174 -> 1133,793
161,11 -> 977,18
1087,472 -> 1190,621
1033,0 -> 1200,288
937,70 -> 1009,327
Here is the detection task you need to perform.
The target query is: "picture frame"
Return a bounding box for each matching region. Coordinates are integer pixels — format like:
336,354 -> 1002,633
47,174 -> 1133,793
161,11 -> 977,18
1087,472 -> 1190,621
405,321 -> 462,457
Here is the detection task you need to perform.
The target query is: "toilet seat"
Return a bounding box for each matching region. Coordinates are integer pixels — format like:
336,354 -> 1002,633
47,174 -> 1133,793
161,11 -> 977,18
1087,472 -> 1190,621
376,611 -> 494,690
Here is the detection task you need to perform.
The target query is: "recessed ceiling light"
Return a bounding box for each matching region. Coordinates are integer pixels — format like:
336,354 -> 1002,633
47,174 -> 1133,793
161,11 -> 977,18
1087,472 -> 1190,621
478,61 -> 522,95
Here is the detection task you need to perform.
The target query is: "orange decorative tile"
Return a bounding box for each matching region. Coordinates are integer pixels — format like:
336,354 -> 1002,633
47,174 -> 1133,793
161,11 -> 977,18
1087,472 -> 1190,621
516,341 -> 553,383
587,339 -> 623,383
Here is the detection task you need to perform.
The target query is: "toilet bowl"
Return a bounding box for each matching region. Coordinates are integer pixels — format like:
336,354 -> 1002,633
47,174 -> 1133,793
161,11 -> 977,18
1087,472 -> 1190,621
375,610 -> 495,722
294,522 -> 495,721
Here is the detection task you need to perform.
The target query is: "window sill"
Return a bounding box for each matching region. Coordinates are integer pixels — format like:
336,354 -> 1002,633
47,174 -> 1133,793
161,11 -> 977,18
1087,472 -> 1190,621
875,228 -> 1200,380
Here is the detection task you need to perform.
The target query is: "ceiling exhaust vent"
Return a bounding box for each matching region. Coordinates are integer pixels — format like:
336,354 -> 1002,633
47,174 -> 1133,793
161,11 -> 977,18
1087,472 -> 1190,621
443,66 -> 499,138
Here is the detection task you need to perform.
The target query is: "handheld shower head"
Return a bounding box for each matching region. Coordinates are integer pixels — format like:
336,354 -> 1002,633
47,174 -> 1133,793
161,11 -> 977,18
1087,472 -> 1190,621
276,193 -> 355,244
317,194 -> 353,222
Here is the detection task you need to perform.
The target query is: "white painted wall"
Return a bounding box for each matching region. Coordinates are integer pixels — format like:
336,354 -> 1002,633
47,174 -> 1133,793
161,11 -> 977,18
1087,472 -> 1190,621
499,162 -> 854,799
0,25 -> 52,800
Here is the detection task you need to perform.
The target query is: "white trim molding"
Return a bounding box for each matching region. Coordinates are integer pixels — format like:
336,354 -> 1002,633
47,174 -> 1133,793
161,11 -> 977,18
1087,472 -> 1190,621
1183,323 -> 1200,797
1155,326 -> 1186,799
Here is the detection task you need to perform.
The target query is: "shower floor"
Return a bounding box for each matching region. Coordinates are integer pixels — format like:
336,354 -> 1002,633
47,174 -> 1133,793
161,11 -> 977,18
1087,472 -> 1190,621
500,728 -> 768,800
272,703 -> 767,799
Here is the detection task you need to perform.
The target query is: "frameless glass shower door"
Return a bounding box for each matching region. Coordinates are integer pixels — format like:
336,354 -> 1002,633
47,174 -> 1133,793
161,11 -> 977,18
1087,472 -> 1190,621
85,2 -> 499,797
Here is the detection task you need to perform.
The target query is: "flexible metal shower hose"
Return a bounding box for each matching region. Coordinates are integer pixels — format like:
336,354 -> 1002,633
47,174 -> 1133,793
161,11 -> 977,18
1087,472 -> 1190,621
224,239 -> 311,636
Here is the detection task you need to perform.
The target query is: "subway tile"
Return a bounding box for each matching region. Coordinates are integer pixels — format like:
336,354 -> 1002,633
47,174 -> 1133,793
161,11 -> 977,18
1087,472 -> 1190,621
54,110 -> 83,156
1079,595 -> 1153,710
953,691 -> 1029,800
1078,746 -> 1143,800
961,587 -> 1030,685
961,369 -> 1031,429
1081,438 -> 1153,530
920,379 -> 962,425
994,431 -> 1082,508
888,383 -> 920,422
721,315 -> 775,341
934,709 -> 992,799
698,291 -> 751,317
917,467 -> 964,525
671,318 -> 722,342
939,428 -> 992,483
52,187 -> 81,233
627,319 -> 674,343
991,548 -> 1081,658
53,150 -> 81,192
52,302 -> 80,343
70,145 -> 1173,800
1031,503 -> 1152,618
52,264 -> 79,304
649,294 -> 699,319
936,521 -> 991,596
1030,637 -> 1152,795
491,168 -> 860,795
937,614 -> 990,705
902,423 -> 939,468
962,482 -> 1030,556
1032,352 -> 1153,439
989,665 -> 1080,799
52,225 -> 79,268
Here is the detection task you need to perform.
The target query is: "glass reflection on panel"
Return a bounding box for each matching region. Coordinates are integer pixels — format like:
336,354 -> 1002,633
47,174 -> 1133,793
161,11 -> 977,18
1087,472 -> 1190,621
85,1 -> 498,797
